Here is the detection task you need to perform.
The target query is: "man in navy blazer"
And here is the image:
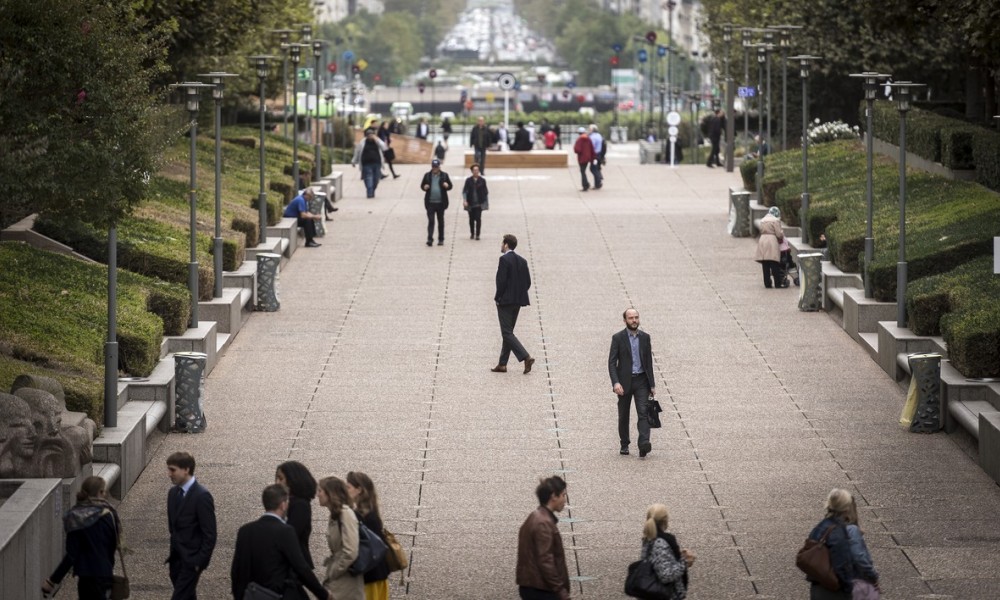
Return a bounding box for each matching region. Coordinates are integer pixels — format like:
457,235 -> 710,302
493,234 -> 535,374
231,484 -> 329,600
608,308 -> 657,457
166,452 -> 217,599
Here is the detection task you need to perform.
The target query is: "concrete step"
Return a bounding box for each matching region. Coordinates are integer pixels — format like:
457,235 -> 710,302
245,238 -> 284,262
859,332 -> 879,360
198,288 -> 244,335
163,322 -> 218,375
950,400 -> 994,440
93,401 -> 155,499
267,218 -> 299,258
222,260 -> 257,300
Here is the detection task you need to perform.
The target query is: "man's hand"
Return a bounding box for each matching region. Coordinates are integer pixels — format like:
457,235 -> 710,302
422,184 -> 429,191
463,201 -> 469,209
650,388 -> 655,397
612,383 -> 624,396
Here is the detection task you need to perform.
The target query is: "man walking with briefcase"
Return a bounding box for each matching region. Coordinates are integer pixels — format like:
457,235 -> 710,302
608,308 -> 657,458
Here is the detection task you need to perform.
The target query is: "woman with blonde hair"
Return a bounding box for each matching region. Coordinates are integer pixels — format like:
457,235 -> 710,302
805,488 -> 877,599
639,503 -> 693,600
346,471 -> 390,600
318,476 -> 364,600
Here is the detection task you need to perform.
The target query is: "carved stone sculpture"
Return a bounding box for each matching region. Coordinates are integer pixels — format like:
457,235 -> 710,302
0,393 -> 38,478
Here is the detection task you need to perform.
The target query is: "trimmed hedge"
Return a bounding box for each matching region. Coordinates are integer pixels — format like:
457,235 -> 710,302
740,158 -> 756,190
941,307 -> 1000,378
906,255 -> 1000,336
971,127 -> 1000,192
0,355 -> 103,425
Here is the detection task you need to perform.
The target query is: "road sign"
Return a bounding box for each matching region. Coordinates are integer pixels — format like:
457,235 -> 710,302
657,45 -> 667,57
666,111 -> 681,126
356,59 -> 368,71
327,62 -> 337,73
342,50 -> 354,62
646,31 -> 658,43
296,68 -> 313,80
668,126 -> 679,136
637,49 -> 648,63
738,86 -> 756,97
498,73 -> 516,91
566,81 -> 576,89
612,43 -> 623,53
429,68 -> 437,79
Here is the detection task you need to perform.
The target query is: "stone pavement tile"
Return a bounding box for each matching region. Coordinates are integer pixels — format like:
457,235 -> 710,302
928,577 -> 1000,599
901,546 -> 1000,580
402,547 -> 515,599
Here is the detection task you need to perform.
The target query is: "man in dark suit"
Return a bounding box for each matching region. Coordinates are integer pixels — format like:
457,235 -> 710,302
608,308 -> 657,458
493,234 -> 535,374
231,484 -> 329,600
166,452 -> 217,600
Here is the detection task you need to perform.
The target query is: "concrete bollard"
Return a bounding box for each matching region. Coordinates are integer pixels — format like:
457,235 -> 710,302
174,352 -> 207,433
729,191 -> 752,237
797,252 -> 824,312
256,253 -> 281,312
908,353 -> 942,433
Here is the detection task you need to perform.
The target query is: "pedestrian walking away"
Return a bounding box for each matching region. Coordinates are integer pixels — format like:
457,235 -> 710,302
441,116 -> 453,141
493,234 -> 534,374
352,128 -> 388,198
230,484 -> 329,600
516,476 -> 571,600
634,503 -> 694,600
166,452 -> 217,600
470,116 -> 491,173
753,206 -> 785,288
42,476 -> 120,600
706,108 -> 726,167
462,163 -> 489,240
283,188 -> 323,248
801,489 -> 865,600
573,127 -> 594,191
275,461 -> 318,578
318,477 -> 365,600
589,124 -> 605,189
377,121 -> 400,179
608,308 -> 657,457
346,471 -> 391,600
420,159 -> 453,246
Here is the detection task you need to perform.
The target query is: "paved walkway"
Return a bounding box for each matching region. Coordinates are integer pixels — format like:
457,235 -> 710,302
119,143 -> 1000,599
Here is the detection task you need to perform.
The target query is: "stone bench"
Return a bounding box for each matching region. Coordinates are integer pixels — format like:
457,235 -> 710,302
639,141 -> 661,164
464,150 -> 568,169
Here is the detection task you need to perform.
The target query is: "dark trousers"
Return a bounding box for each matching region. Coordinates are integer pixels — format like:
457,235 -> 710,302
708,136 -> 722,166
468,206 -> 482,238
362,163 -> 380,197
618,373 -> 651,447
497,303 -> 528,365
426,205 -> 445,242
169,559 -> 202,600
77,576 -> 113,600
297,217 -> 316,244
578,163 -> 590,190
519,587 -> 560,600
761,260 -> 782,288
474,149 -> 487,173
590,161 -> 603,187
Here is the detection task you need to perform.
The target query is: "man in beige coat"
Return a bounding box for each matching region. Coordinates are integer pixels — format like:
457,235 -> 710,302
753,206 -> 785,288
516,476 -> 570,600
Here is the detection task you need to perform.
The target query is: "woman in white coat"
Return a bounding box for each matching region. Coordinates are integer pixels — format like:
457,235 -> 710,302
318,477 -> 364,600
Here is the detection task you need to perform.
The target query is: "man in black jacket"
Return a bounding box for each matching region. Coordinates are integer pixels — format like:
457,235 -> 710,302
706,108 -> 725,167
231,484 -> 329,600
166,452 -> 217,600
493,234 -> 534,374
608,308 -> 657,457
420,159 -> 453,246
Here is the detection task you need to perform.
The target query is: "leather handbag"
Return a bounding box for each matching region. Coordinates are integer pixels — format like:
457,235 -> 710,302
796,525 -> 840,591
647,400 -> 663,429
384,148 -> 396,162
109,510 -> 130,600
624,558 -> 675,599
382,527 -> 409,572
347,519 -> 389,576
243,582 -> 282,600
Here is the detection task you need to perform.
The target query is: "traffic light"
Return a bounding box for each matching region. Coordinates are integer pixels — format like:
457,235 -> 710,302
351,64 -> 360,74
610,55 -> 619,66
374,73 -> 381,83
417,82 -> 426,94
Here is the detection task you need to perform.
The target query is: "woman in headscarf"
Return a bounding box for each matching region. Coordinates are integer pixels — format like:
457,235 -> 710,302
753,206 -> 785,288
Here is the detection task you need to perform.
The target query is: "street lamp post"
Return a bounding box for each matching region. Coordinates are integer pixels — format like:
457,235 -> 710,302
250,56 -> 275,246
888,82 -> 925,327
312,40 -> 327,181
741,29 -> 753,156
763,31 -> 775,146
850,71 -> 892,298
665,0 -> 676,110
289,43 -> 304,193
755,45 -> 769,201
170,82 -> 214,328
791,55 -> 822,245
773,26 -> 802,151
197,72 -> 239,299
271,29 -> 294,137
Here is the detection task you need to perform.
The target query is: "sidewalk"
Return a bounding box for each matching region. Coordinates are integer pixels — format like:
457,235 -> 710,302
118,150 -> 1000,599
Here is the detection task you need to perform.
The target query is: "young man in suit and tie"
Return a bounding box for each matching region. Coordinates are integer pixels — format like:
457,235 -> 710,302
166,452 -> 217,599
493,234 -> 535,374
608,308 -> 657,457
231,484 -> 329,600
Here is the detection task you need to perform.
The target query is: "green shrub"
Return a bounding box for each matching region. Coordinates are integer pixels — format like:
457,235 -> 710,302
941,307 -> 1000,378
868,102 -> 984,172
971,128 -> 1000,192
270,181 -> 293,204
223,137 -> 256,149
940,126 -> 977,170
906,256 -> 1000,336
740,158 -> 756,190
230,217 -> 259,249
0,355 -> 103,425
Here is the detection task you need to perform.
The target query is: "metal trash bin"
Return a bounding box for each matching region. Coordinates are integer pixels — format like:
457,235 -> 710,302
174,352 -> 207,433
728,191 -> 752,237
797,252 -> 823,312
309,193 -> 326,237
907,353 -> 943,433
256,253 -> 281,312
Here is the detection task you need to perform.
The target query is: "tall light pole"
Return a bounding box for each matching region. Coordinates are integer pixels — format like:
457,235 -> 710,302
888,82 -> 925,327
197,72 -> 239,299
288,43 -> 304,193
762,31 -> 775,146
772,25 -> 802,151
312,40 -> 327,182
755,44 -> 768,201
722,24 -> 736,171
250,56 -> 275,246
850,71 -> 892,298
170,82 -> 214,328
665,1 -> 676,110
741,29 -> 753,156
271,29 -> 294,137
790,55 -> 822,245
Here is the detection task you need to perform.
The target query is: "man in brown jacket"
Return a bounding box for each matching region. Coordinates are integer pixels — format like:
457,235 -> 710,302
516,476 -> 570,600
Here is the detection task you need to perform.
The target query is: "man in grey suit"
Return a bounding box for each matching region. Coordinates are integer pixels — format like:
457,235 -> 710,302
608,308 -> 656,457
492,234 -> 535,374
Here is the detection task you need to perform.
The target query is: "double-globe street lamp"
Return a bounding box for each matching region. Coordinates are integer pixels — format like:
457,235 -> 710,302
170,82 -> 215,328
850,71 -> 892,298
722,24 -> 736,171
312,40 -> 327,182
754,44 -> 774,201
790,55 -> 822,245
197,72 -> 239,299
888,81 -> 926,327
271,29 -> 294,137
287,42 -> 306,194
740,29 -> 753,157
771,25 -> 802,151
249,55 -> 276,246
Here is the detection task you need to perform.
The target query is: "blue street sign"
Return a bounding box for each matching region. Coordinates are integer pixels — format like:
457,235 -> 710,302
738,86 -> 756,98
567,81 -> 576,89
657,45 -> 667,57
342,50 -> 354,62
638,49 -> 648,63
612,43 -> 624,53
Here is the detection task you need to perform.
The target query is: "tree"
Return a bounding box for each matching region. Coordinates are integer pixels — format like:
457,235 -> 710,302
0,0 -> 172,229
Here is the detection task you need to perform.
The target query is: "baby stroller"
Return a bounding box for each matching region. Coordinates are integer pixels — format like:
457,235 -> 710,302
782,251 -> 800,287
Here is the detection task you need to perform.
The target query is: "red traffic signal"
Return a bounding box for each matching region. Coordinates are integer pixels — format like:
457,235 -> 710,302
577,94 -> 586,103
429,68 -> 437,79
646,31 -> 657,43
610,55 -> 619,66
417,82 -> 426,93
351,64 -> 360,74
327,62 -> 337,73
562,90 -> 570,99
374,73 -> 381,82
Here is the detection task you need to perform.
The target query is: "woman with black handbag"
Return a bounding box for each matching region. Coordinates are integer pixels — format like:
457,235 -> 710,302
626,503 -> 693,600
346,472 -> 391,600
42,476 -> 121,600
318,477 -> 364,600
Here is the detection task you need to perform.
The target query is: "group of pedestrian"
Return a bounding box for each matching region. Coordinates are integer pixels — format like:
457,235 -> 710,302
573,125 -> 606,191
420,159 -> 489,246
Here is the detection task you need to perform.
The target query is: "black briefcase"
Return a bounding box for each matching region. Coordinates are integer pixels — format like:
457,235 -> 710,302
244,582 -> 282,600
647,399 -> 663,428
